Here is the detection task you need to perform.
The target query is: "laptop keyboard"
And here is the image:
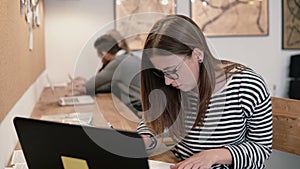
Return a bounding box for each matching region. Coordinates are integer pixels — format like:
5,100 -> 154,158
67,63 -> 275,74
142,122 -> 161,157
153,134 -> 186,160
63,98 -> 79,104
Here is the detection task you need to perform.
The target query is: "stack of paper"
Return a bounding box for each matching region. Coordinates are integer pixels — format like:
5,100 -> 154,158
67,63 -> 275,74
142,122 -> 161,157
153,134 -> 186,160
148,160 -> 174,169
40,112 -> 94,126
9,150 -> 28,169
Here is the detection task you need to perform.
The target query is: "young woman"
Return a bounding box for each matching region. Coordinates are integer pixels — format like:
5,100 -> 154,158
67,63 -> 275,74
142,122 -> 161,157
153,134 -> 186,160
137,14 -> 272,169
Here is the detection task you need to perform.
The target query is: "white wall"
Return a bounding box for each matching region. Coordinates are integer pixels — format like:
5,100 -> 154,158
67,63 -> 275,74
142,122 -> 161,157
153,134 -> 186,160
44,0 -> 114,84
0,72 -> 47,168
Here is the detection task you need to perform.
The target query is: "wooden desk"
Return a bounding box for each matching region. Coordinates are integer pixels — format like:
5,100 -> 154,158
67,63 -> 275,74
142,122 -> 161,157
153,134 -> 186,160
11,87 -> 179,165
30,87 -> 140,131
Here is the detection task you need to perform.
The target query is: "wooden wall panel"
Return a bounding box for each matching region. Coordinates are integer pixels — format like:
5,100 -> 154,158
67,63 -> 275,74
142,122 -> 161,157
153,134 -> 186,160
0,0 -> 45,122
272,97 -> 300,155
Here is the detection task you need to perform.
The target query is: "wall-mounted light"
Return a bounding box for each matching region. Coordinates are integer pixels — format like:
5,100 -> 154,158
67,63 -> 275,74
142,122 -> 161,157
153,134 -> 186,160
202,0 -> 208,6
160,0 -> 169,6
116,0 -> 122,5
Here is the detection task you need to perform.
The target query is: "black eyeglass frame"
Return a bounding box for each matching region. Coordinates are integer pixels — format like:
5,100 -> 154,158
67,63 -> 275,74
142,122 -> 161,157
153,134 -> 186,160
152,57 -> 187,80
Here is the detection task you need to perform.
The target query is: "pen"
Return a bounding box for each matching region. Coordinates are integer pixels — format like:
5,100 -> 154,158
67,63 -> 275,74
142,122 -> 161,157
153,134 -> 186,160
107,122 -> 113,129
68,74 -> 73,81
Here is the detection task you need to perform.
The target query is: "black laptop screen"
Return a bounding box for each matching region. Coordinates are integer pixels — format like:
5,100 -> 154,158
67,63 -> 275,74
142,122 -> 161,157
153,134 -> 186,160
13,117 -> 149,169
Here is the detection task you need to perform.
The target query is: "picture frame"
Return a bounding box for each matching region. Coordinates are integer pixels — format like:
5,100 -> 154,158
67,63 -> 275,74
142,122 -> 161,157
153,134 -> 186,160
190,0 -> 269,37
282,0 -> 300,49
114,0 -> 177,50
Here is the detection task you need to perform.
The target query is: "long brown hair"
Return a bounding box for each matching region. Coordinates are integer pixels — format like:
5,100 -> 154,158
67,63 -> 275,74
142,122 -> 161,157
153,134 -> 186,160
141,15 -> 245,136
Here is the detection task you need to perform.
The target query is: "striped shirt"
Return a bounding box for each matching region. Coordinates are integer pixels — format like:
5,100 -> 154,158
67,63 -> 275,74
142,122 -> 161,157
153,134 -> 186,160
137,69 -> 272,169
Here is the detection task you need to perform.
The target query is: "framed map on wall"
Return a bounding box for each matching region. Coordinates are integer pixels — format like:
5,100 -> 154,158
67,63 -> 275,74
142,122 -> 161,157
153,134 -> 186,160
282,0 -> 300,49
115,0 -> 176,50
191,0 -> 269,37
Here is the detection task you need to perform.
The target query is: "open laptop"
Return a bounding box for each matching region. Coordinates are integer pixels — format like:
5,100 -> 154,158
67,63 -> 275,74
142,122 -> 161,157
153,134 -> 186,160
13,117 -> 149,169
46,74 -> 95,106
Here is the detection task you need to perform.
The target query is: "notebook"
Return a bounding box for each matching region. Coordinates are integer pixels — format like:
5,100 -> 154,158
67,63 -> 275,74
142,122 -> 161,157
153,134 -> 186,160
13,117 -> 149,169
46,74 -> 95,106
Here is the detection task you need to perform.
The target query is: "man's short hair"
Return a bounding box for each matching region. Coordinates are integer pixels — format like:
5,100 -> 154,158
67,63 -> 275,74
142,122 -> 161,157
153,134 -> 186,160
94,34 -> 120,55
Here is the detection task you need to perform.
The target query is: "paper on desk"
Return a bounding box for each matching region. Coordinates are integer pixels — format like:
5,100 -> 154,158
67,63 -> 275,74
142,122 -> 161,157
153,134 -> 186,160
12,163 -> 28,169
11,150 -> 26,165
40,112 -> 94,126
148,160 -> 173,169
10,150 -> 28,169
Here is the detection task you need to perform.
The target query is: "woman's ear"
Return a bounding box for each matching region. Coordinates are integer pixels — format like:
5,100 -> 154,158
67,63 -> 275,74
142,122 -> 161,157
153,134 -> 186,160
192,48 -> 204,63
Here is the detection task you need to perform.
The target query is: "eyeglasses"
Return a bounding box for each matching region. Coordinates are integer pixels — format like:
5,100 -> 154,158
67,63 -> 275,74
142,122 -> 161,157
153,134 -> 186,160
152,57 -> 187,80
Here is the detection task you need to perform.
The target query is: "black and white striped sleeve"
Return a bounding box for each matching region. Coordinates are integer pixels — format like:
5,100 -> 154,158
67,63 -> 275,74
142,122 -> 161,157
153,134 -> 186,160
225,72 -> 273,169
137,118 -> 154,136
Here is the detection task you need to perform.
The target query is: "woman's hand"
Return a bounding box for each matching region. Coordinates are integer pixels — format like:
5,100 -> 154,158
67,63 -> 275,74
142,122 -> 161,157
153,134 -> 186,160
170,148 -> 232,169
140,134 -> 157,150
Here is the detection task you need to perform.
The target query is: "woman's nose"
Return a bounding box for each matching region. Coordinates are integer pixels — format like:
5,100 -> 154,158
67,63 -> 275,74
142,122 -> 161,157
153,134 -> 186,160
164,77 -> 174,86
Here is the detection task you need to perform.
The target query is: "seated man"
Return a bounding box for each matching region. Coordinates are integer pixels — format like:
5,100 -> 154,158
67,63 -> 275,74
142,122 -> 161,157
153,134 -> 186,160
111,51 -> 142,114
69,31 -> 142,115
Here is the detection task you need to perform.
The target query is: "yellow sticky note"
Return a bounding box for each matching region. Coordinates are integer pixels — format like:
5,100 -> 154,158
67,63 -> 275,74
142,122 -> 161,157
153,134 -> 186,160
61,156 -> 89,169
